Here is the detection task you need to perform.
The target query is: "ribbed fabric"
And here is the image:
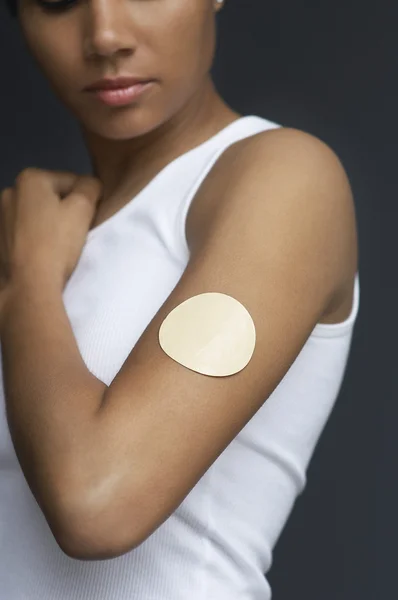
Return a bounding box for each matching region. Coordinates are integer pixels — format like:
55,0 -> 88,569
0,115 -> 360,599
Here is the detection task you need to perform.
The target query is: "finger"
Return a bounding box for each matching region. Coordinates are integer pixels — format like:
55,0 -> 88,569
40,169 -> 82,198
0,188 -> 15,281
61,176 -> 103,234
52,170 -> 83,198
0,187 -> 16,234
68,174 -> 103,205
15,168 -> 80,199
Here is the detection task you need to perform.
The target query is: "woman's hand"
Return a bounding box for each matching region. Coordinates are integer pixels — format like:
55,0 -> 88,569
0,168 -> 103,298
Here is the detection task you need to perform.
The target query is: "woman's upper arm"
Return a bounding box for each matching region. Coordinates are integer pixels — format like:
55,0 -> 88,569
63,127 -> 357,559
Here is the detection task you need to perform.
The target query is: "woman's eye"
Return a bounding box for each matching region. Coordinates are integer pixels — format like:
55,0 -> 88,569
37,0 -> 78,11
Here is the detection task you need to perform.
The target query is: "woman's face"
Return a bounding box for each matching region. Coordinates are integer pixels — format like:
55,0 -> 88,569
18,0 -> 220,139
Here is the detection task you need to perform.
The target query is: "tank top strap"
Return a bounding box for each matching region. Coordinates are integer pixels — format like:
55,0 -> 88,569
170,114 -> 282,259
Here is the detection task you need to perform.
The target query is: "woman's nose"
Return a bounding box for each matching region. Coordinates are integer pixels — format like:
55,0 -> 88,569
83,0 -> 137,59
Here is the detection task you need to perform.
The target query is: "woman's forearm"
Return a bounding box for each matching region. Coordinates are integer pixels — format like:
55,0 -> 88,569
0,271 -> 107,517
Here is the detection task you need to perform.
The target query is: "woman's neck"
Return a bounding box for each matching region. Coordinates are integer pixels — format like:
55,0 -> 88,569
80,80 -> 239,213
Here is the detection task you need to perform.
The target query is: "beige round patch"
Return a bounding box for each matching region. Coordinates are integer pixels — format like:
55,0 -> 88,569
158,292 -> 256,377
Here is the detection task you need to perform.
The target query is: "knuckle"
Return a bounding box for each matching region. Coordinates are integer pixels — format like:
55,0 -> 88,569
0,189 -> 14,211
15,167 -> 41,184
76,175 -> 103,198
73,190 -> 90,203
83,174 -> 102,189
0,187 -> 12,200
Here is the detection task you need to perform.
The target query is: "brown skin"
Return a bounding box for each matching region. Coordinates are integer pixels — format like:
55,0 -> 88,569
13,0 -> 355,321
18,0 -> 239,226
0,0 -> 358,560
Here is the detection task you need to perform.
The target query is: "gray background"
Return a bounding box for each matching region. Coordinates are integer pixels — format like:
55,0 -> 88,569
0,1 -> 389,598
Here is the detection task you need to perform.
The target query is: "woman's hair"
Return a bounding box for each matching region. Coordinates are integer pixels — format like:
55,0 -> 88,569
4,0 -> 18,18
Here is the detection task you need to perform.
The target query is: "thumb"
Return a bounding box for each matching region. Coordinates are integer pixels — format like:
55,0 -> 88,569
62,175 -> 103,234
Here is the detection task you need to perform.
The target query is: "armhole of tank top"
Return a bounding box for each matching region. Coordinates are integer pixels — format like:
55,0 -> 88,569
173,143 -> 233,263
173,119 -> 282,262
173,122 -> 360,339
310,272 -> 360,338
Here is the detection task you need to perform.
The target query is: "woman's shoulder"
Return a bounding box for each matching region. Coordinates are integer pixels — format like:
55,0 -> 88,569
232,125 -> 350,175
187,124 -> 356,252
186,125 -> 358,326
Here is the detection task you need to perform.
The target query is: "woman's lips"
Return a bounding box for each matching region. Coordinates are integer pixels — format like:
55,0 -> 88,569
89,81 -> 154,107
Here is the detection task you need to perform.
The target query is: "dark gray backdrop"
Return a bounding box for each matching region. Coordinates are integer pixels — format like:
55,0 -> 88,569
0,1 -> 389,599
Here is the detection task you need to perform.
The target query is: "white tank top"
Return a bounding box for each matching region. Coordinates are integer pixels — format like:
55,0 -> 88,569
0,115 -> 360,599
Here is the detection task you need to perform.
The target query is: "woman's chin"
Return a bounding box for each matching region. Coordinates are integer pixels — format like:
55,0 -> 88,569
76,106 -> 159,141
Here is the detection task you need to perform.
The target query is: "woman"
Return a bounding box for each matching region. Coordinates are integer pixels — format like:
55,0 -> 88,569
0,0 -> 360,598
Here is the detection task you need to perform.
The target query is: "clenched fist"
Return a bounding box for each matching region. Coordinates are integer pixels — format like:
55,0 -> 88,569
0,168 -> 103,296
